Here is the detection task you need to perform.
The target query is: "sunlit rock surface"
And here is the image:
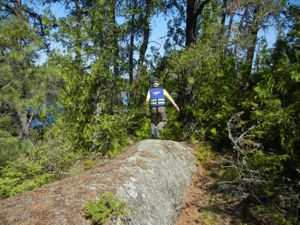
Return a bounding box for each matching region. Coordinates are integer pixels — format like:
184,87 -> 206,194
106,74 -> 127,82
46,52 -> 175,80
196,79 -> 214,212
0,140 -> 196,225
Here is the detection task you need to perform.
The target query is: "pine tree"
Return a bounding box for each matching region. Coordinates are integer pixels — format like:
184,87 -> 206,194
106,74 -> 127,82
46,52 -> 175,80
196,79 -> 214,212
0,16 -> 46,164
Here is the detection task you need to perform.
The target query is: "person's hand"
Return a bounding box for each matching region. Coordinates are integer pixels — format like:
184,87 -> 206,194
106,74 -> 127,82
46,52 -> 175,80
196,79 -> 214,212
175,105 -> 180,112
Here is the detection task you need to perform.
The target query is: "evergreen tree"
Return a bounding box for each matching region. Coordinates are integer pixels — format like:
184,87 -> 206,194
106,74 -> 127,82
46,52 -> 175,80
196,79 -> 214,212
0,16 -> 47,165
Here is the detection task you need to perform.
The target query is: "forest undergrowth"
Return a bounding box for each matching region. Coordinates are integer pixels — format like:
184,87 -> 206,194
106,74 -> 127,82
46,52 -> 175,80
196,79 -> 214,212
1,0 -> 299,224
176,143 -> 299,225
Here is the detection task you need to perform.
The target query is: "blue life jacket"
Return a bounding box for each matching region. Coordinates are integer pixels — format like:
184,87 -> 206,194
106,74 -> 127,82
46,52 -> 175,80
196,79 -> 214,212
150,87 -> 165,107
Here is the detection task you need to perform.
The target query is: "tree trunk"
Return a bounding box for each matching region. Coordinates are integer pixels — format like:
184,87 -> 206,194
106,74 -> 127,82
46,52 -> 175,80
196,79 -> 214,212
14,0 -> 22,16
91,103 -> 102,151
181,0 -> 211,132
74,0 -> 82,65
233,7 -> 249,56
129,28 -> 135,84
129,1 -> 136,84
221,0 -> 227,31
136,0 -> 152,80
227,2 -> 235,40
129,0 -> 137,84
245,6 -> 259,75
17,109 -> 32,138
225,0 -> 236,55
185,0 -> 210,47
218,0 -> 227,53
185,0 -> 198,46
110,0 -> 119,78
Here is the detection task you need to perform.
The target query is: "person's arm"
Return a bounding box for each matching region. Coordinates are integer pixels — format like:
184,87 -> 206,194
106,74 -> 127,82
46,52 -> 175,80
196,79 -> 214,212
145,90 -> 150,105
164,90 -> 180,112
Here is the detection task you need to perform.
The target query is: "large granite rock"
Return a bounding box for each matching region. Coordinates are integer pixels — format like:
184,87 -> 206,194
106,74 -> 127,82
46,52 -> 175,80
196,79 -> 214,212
0,140 -> 196,225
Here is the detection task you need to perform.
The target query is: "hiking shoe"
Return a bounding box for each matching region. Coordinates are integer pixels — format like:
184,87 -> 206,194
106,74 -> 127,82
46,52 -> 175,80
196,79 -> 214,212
153,126 -> 160,139
151,126 -> 155,139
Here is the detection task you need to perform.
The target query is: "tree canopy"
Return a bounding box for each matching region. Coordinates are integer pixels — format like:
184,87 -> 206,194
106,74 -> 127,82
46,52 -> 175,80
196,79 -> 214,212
0,0 -> 299,223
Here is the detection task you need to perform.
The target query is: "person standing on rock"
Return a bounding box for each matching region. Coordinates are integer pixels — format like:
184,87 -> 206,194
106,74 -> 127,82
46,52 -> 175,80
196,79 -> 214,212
145,77 -> 180,139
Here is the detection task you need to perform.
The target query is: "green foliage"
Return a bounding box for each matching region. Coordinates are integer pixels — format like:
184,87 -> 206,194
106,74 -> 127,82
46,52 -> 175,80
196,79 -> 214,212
0,17 -> 46,137
0,123 -> 81,200
47,54 -> 130,155
0,1 -> 298,223
0,132 -> 32,167
29,123 -> 81,179
243,31 -> 300,186
126,72 -> 154,140
255,205 -> 298,225
83,192 -> 135,225
243,149 -> 288,181
0,161 -> 52,199
165,37 -> 237,144
83,113 -> 130,156
196,143 -> 218,169
32,142 -> 77,179
156,4 -> 300,223
0,16 -> 49,169
198,209 -> 223,225
218,167 -> 239,182
158,109 -> 183,141
83,160 -> 97,171
133,115 -> 151,140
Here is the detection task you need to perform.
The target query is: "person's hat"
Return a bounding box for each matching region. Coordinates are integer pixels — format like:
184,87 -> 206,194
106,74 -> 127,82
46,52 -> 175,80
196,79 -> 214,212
150,77 -> 159,85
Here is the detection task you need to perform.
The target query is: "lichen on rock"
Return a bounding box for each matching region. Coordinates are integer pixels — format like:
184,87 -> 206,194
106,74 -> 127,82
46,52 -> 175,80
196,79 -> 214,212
0,140 -> 196,225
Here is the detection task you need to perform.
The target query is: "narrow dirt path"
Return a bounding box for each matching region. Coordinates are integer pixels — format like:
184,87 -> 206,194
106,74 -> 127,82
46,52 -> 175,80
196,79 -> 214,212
175,163 -> 212,225
175,152 -> 261,225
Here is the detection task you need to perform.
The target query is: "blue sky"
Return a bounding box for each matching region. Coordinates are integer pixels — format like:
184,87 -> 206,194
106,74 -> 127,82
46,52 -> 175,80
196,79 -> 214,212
35,0 -> 300,65
149,0 -> 300,52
